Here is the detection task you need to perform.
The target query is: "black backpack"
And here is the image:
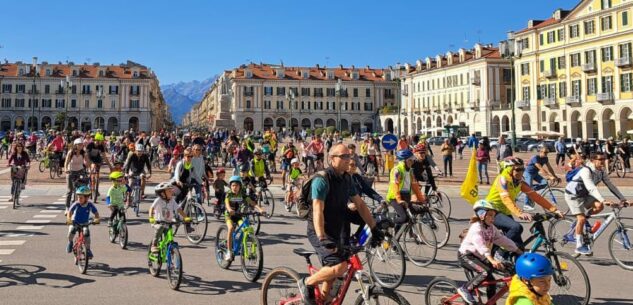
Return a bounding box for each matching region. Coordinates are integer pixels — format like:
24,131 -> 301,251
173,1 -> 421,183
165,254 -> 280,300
297,170 -> 328,219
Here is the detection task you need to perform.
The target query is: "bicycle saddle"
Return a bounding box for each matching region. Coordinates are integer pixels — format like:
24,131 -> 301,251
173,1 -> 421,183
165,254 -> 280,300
293,248 -> 316,258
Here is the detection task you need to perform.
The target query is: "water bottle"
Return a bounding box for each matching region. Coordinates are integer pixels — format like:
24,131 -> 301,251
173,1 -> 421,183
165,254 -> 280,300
591,220 -> 602,233
357,224 -> 372,247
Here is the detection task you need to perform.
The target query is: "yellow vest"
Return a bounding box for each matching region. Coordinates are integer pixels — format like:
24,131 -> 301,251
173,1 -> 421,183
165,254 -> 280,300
486,167 -> 522,216
506,275 -> 552,305
250,158 -> 266,177
386,162 -> 411,201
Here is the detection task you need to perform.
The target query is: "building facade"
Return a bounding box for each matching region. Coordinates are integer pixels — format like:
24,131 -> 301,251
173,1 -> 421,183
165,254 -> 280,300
512,0 -> 633,139
401,44 -> 512,137
0,59 -> 169,132
185,64 -> 398,133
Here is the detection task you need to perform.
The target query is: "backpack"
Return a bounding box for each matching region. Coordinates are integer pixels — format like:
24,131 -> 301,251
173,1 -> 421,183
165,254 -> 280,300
296,170 -> 328,219
565,165 -> 593,197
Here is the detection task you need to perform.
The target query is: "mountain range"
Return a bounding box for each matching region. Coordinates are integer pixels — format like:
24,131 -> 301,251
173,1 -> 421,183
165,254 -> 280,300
160,76 -> 217,124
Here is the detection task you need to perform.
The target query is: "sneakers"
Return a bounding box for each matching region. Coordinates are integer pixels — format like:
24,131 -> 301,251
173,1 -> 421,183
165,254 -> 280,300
66,242 -> 73,253
151,246 -> 159,253
523,203 -> 536,212
8,197 -> 13,202
575,245 -> 592,255
224,251 -> 234,262
297,277 -> 316,305
457,287 -> 477,305
87,249 -> 94,259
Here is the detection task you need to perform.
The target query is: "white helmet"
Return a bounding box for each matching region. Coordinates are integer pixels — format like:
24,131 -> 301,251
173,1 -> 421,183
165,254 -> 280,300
73,138 -> 84,145
291,158 -> 300,165
135,143 -> 145,152
154,182 -> 173,194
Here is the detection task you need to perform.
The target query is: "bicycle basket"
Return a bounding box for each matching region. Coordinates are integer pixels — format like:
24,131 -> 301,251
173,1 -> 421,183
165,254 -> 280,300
13,167 -> 26,180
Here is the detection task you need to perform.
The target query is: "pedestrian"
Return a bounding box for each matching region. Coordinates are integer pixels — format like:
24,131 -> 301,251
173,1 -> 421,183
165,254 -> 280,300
555,137 -> 566,168
496,136 -> 513,172
449,133 -> 458,159
441,139 -> 454,177
467,133 -> 478,149
477,142 -> 491,184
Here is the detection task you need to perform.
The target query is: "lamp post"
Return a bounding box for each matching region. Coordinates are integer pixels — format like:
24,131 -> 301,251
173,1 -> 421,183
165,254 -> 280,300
499,31 -> 522,151
286,89 -> 295,136
335,78 -> 345,131
61,75 -> 72,131
30,57 -> 39,132
402,81 -> 408,136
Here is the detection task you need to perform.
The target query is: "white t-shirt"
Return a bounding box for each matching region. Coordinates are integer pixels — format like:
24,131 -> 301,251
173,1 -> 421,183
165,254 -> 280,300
150,197 -> 179,222
149,136 -> 161,147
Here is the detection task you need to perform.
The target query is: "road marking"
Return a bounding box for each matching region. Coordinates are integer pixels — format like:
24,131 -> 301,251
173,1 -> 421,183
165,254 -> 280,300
34,215 -> 57,218
0,240 -> 26,246
45,206 -> 64,209
0,249 -> 15,255
0,168 -> 10,175
26,220 -> 51,224
0,202 -> 11,205
53,202 -> 66,205
0,206 -> 7,209
16,226 -> 44,230
5,233 -> 35,238
40,210 -> 63,213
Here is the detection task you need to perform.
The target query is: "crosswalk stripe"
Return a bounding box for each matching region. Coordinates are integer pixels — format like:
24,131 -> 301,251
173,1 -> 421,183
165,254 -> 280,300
45,206 -> 64,209
34,215 -> 57,218
16,226 -> 44,230
5,233 -> 35,238
0,202 -> 11,205
0,206 -> 7,209
0,240 -> 26,246
52,202 -> 66,205
40,210 -> 63,213
25,220 -> 51,224
0,249 -> 16,255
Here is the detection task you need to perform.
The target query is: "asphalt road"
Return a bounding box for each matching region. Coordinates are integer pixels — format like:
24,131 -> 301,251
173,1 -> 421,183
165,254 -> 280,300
2,181 -> 633,305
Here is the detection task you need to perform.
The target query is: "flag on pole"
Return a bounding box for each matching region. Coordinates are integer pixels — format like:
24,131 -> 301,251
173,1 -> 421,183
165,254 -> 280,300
460,148 -> 479,205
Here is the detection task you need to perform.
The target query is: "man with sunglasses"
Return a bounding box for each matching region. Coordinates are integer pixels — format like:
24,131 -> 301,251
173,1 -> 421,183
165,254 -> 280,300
564,152 -> 628,255
486,157 -> 564,247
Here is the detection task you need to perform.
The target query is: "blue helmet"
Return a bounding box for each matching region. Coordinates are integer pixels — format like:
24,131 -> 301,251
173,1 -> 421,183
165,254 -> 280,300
396,149 -> 414,161
515,253 -> 554,280
228,175 -> 242,185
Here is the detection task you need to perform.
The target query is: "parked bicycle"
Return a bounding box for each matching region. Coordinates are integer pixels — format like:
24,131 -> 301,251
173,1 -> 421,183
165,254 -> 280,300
215,211 -> 264,282
147,220 -> 186,290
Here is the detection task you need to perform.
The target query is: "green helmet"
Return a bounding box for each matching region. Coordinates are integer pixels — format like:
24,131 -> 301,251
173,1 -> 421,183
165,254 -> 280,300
473,199 -> 495,212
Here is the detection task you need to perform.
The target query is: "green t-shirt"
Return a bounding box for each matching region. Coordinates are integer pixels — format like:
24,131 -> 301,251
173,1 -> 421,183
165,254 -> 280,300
513,297 -> 553,305
107,184 -> 128,207
289,168 -> 302,180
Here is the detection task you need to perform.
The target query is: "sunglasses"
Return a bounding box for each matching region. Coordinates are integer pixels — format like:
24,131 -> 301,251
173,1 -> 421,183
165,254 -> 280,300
514,168 -> 525,172
332,154 -> 351,160
596,158 -> 607,161
184,155 -> 192,158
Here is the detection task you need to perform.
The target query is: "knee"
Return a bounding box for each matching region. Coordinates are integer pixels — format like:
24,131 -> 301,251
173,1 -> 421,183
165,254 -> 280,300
594,202 -> 604,213
509,222 -> 523,234
330,262 -> 348,277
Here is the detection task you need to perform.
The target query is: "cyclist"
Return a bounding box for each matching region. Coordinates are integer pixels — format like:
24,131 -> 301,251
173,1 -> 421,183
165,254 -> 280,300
486,157 -> 564,247
189,144 -> 206,203
233,141 -> 252,177
247,148 -> 271,198
213,169 -> 228,212
172,147 -> 195,205
605,137 -> 617,172
280,140 -> 298,190
305,136 -> 325,170
106,171 -> 129,227
507,253 -> 555,305
86,133 -> 113,198
284,158 -> 303,210
523,147 -> 560,211
66,186 -> 100,259
617,138 -> 631,173
123,144 -> 152,199
46,132 -> 66,166
7,142 -> 30,202
564,152 -> 628,255
149,131 -> 161,162
148,182 -> 190,254
223,176 -> 266,262
457,200 -> 522,304
412,142 -> 438,194
64,138 -> 89,210
386,149 -> 426,229
347,157 -> 383,205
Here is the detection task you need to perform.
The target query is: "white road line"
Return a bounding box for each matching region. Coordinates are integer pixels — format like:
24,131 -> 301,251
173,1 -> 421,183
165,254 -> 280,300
33,215 -> 57,218
0,206 -> 7,209
52,202 -> 66,205
45,206 -> 64,209
16,226 -> 44,230
0,202 -> 11,205
0,249 -> 16,255
0,195 -> 10,198
25,220 -> 51,224
0,240 -> 26,246
40,210 -> 63,213
5,233 -> 35,238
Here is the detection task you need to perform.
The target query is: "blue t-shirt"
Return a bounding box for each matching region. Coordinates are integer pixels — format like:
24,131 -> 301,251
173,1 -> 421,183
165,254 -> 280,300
69,202 -> 98,224
526,155 -> 548,175
311,176 -> 358,202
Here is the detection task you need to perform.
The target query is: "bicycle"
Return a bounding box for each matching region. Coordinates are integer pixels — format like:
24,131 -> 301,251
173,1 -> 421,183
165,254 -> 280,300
10,165 -> 27,209
175,183 -> 208,245
411,201 -> 451,249
215,211 -> 264,282
108,206 -> 128,249
420,179 -> 453,219
129,174 -> 142,217
70,170 -> 90,203
249,178 -> 275,219
71,218 -> 97,274
49,154 -> 63,179
360,223 -> 407,290
285,178 -> 303,216
516,178 -> 567,215
607,155 -> 626,178
151,152 -> 166,170
38,150 -> 50,172
147,220 -> 185,290
90,163 -> 102,202
549,202 -> 633,271
260,245 -> 411,305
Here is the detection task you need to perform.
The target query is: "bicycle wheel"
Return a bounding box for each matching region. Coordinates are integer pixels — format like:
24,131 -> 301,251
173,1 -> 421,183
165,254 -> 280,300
119,222 -> 128,249
548,251 -> 591,305
353,286 -> 411,305
430,191 -> 452,219
77,242 -> 89,274
608,224 -> 633,271
38,160 -> 46,172
166,244 -> 183,290
420,208 -> 450,248
247,213 -> 261,235
158,158 -> 166,170
367,238 -> 406,289
424,277 -> 463,305
241,233 -> 264,282
108,219 -> 118,243
92,176 -> 99,202
260,189 -> 275,218
185,201 -> 208,244
215,225 -> 232,269
548,217 -> 578,256
147,242 -> 162,276
542,188 -> 568,215
260,267 -> 303,305
401,222 -> 437,267
56,164 -> 63,178
132,187 -> 141,217
49,162 -> 56,179
616,160 -> 626,178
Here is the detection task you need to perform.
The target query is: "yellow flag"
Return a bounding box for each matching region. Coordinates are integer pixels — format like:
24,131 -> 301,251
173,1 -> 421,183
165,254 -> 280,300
460,148 -> 479,205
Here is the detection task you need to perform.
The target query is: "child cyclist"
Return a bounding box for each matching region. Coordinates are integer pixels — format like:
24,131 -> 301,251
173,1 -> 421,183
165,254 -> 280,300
148,182 -> 190,253
213,169 -> 228,214
284,158 -> 303,211
106,171 -> 130,227
223,176 -> 266,262
457,199 -> 522,304
506,253 -> 555,305
66,186 -> 100,259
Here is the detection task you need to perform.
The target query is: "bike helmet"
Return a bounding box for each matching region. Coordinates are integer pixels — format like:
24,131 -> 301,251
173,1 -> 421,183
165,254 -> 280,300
109,171 -> 124,180
75,185 -> 91,196
135,143 -> 145,152
396,149 -> 414,161
128,143 -> 136,150
154,182 -> 173,194
228,175 -> 242,185
254,148 -> 262,155
502,156 -> 524,169
473,199 -> 496,218
94,133 -> 105,141
413,142 -> 426,153
515,253 -> 554,280
291,158 -> 299,165
73,138 -> 83,145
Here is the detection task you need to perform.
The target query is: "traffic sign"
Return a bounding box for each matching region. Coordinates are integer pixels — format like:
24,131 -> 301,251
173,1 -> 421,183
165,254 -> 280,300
381,134 -> 398,151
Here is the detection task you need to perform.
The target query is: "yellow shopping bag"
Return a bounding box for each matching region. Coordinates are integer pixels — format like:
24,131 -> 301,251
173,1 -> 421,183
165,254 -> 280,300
460,149 -> 479,205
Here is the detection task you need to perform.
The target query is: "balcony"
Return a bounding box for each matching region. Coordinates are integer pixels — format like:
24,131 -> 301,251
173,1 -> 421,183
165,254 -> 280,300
456,103 -> 465,111
516,100 -> 530,109
491,101 -> 511,110
433,107 -> 441,113
469,100 -> 480,110
543,69 -> 557,79
314,93 -> 324,97
55,90 -> 65,95
543,97 -> 558,107
384,94 -> 395,99
597,92 -> 614,103
470,76 -> 481,86
244,91 -> 254,97
27,90 -> 40,94
616,57 -> 632,67
566,96 -> 581,105
422,107 -> 431,113
582,62 -> 596,72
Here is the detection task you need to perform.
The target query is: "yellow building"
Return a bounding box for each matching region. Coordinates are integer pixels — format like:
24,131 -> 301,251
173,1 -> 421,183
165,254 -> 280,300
513,0 -> 633,139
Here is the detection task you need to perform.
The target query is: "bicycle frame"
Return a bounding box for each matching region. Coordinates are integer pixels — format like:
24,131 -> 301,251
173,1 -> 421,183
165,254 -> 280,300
150,224 -> 178,263
446,277 -> 512,305
304,253 -> 366,305
231,216 -> 254,256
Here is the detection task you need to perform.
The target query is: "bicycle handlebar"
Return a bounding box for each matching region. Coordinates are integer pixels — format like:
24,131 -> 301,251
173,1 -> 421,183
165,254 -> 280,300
531,212 -> 562,223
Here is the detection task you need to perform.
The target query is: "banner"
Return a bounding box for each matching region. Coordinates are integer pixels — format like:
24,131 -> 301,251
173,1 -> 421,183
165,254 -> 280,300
460,149 -> 479,205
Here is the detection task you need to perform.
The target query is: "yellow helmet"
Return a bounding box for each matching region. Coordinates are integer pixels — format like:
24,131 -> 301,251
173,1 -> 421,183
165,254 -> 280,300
94,133 -> 105,141
109,171 -> 124,180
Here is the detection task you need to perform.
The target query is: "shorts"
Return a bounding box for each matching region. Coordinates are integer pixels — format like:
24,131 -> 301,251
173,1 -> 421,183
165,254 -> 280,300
316,153 -> 324,161
307,226 -> 347,267
565,193 -> 599,215
281,159 -> 291,171
224,212 -> 242,227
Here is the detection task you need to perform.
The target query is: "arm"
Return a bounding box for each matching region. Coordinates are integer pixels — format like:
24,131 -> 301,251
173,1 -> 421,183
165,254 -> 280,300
492,227 -> 520,253
410,173 -> 425,202
312,198 -> 326,239
144,155 -> 152,175
356,174 -> 382,202
601,172 -> 626,201
521,181 -> 557,212
350,195 -> 376,229
64,152 -> 72,170
123,154 -> 132,173
497,176 -> 524,217
579,168 -> 605,203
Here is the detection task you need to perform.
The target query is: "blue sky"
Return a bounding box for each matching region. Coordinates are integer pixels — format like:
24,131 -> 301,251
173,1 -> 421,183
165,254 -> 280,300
0,0 -> 579,84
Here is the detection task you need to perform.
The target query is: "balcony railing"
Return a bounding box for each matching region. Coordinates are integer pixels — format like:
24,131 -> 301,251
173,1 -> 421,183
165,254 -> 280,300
422,107 -> 430,113
543,97 -> 558,107
469,100 -> 480,109
582,62 -> 596,72
565,96 -> 581,105
597,92 -> 614,103
244,91 -> 254,97
516,100 -> 530,109
544,69 -> 557,78
27,90 -> 40,94
384,94 -> 395,99
470,76 -> 481,86
616,57 -> 632,67
433,107 -> 441,113
55,90 -> 65,95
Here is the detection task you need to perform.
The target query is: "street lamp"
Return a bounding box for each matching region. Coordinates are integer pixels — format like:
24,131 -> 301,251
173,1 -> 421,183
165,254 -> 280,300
286,89 -> 296,136
61,75 -> 72,131
401,81 -> 408,136
499,31 -> 522,151
335,78 -> 345,131
30,57 -> 39,132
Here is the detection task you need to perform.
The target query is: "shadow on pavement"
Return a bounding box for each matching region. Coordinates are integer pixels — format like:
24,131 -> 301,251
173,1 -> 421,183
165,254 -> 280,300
88,262 -> 148,278
0,230 -> 49,237
0,264 -> 95,288
591,298 -> 633,305
178,273 -> 260,295
259,232 -> 305,246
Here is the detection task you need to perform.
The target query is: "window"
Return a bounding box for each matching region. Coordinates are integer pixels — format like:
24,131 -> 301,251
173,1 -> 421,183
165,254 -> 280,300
15,99 -> 25,108
601,46 -> 614,61
42,99 -> 52,108
109,85 -> 118,94
602,0 -> 612,10
353,88 -> 359,97
85,100 -> 89,108
572,80 -> 582,97
602,76 -> 613,93
130,100 -> 140,108
71,99 -> 76,108
557,28 -> 565,41
1,98 -> 10,108
97,99 -> 103,109
129,85 -> 140,96
620,43 -> 632,59
276,87 -> 285,96
539,33 -> 544,46
243,86 -> 254,96
521,63 -> 530,76
522,87 -> 530,101
540,60 -> 545,72
364,102 -> 373,111
290,87 -> 298,97
301,87 -> 310,96
326,88 -> 335,97
55,99 -> 65,108
110,100 -> 116,109
245,100 -> 251,109
1,84 -> 11,93
264,100 -> 271,110
28,99 -> 38,108
558,56 -> 566,69
559,82 -> 567,98
365,88 -> 371,97
570,24 -> 580,38
621,73 -> 633,92
264,87 -> 273,96
71,85 -> 77,94
45,69 -> 51,76
314,88 -> 323,97
585,50 -> 597,64
44,85 -> 50,94
624,11 -> 629,26
587,78 -> 597,95
82,85 -> 91,94
276,100 -> 283,110
16,84 -> 26,93
601,16 -> 612,31
584,20 -> 595,34
548,84 -> 557,98
547,31 -> 555,43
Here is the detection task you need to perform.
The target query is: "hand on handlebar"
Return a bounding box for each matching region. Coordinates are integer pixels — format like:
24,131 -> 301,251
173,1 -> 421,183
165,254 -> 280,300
491,259 -> 505,270
519,212 -> 533,221
554,210 -> 565,219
